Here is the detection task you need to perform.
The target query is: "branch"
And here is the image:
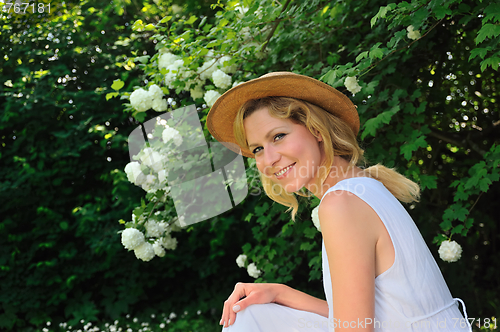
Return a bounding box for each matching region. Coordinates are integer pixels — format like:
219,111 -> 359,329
261,0 -> 292,52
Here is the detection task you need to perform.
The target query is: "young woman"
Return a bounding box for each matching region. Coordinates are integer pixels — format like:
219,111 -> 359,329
206,72 -> 472,332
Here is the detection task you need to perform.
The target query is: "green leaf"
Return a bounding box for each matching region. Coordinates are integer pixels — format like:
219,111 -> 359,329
480,57 -> 500,71
133,55 -> 150,64
411,8 -> 429,29
371,4 -> 396,27
111,79 -> 125,91
369,48 -> 384,60
185,16 -> 197,25
419,175 -> 437,190
132,19 -> 144,32
356,51 -> 368,63
482,3 -> 500,23
469,48 -> 489,61
106,92 -> 119,101
300,242 -> 315,251
400,135 -> 427,160
361,106 -> 400,140
159,16 -> 172,24
475,24 -> 500,44
433,5 -> 452,20
451,224 -> 464,235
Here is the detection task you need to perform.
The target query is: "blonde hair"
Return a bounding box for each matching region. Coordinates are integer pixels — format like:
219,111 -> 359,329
233,97 -> 420,221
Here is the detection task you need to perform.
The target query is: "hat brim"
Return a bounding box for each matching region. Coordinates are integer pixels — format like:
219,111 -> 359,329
206,72 -> 359,159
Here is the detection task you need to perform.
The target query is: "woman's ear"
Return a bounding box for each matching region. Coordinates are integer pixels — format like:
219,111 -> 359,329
314,130 -> 323,143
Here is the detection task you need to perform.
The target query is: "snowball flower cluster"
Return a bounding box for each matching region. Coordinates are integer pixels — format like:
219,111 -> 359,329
190,84 -> 204,100
345,76 -> 362,95
124,161 -> 146,186
162,125 -> 183,146
140,148 -> 164,173
247,262 -> 262,279
158,52 -> 180,70
204,90 -> 221,107
121,228 -> 145,250
407,25 -> 421,40
121,218 -> 180,261
438,240 -> 462,262
129,84 -> 168,113
236,254 -> 247,268
217,55 -> 237,74
311,206 -> 321,232
212,69 -> 232,89
198,58 -> 218,81
134,242 -> 155,261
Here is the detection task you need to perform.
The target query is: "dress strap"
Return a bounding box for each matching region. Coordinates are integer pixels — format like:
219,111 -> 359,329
454,298 -> 472,332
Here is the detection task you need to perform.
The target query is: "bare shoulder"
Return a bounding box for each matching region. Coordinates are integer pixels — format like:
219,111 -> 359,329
318,189 -> 380,243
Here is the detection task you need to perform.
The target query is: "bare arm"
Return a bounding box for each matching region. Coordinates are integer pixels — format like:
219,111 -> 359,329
220,282 -> 329,328
319,190 -> 377,332
274,283 -> 329,318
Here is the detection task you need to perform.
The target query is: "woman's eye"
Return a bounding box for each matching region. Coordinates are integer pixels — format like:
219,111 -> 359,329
274,133 -> 286,141
252,134 -> 286,155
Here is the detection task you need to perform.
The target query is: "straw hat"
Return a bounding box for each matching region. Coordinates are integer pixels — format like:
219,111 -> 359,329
206,71 -> 359,158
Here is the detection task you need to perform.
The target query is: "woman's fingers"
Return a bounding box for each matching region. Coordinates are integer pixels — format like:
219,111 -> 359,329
220,283 -> 247,327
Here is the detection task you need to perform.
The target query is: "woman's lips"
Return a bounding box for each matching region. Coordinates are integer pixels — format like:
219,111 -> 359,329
275,163 -> 296,179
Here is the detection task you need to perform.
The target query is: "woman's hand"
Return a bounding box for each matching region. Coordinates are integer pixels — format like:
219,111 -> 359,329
220,282 -> 280,328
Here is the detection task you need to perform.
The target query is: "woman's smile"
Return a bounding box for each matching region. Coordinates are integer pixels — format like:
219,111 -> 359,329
275,162 -> 296,179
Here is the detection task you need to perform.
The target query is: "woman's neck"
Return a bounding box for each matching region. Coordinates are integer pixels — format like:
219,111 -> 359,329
308,157 -> 366,200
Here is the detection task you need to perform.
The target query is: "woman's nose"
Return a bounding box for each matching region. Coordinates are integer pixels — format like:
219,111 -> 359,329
262,145 -> 280,175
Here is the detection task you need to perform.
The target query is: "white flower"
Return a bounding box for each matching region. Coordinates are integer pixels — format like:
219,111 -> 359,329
121,228 -> 145,250
141,174 -> 157,192
140,148 -> 164,172
158,52 -> 180,70
158,169 -> 168,185
145,220 -> 164,238
134,242 -> 155,261
171,4 -> 182,14
130,88 -> 152,112
204,90 -> 221,107
407,25 -> 421,40
190,84 -> 204,100
311,206 -> 321,232
169,312 -> 177,320
162,126 -> 183,146
160,235 -> 178,250
344,76 -> 362,95
198,59 -> 217,81
212,69 -> 232,89
217,56 -> 237,74
232,81 -> 241,88
124,161 -> 146,185
151,97 -> 168,112
165,59 -> 185,88
247,262 -> 261,278
438,240 -> 462,262
153,241 -> 166,257
149,84 -> 164,100
236,254 -> 247,268
181,69 -> 197,91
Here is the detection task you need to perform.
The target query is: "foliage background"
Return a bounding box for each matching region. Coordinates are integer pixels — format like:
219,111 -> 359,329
0,0 -> 499,330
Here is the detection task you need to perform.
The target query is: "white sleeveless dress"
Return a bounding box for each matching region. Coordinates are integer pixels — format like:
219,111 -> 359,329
222,177 -> 471,331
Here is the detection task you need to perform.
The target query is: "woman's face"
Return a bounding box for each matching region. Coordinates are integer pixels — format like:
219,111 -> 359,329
244,107 -> 324,193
